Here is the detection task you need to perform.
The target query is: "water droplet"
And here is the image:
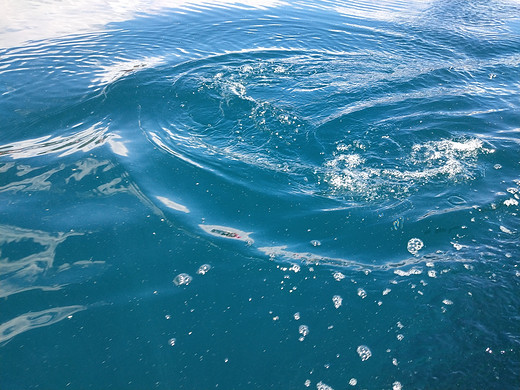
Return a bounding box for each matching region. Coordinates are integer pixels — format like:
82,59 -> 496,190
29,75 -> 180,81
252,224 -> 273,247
197,264 -> 211,275
407,238 -> 423,255
173,273 -> 192,286
356,345 -> 372,361
332,295 -> 342,309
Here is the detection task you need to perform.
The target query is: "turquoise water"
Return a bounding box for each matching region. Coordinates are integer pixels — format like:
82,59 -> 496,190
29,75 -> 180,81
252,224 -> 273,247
1,0 -> 519,388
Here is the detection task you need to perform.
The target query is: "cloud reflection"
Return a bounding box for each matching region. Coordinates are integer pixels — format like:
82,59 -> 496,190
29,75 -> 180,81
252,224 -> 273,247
0,224 -> 104,298
0,0 -> 288,48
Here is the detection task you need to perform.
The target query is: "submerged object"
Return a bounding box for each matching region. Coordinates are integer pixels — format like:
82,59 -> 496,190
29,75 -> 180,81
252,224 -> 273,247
199,224 -> 254,244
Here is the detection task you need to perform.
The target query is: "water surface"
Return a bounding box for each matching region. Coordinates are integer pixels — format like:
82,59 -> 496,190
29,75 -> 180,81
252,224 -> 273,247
1,0 -> 519,389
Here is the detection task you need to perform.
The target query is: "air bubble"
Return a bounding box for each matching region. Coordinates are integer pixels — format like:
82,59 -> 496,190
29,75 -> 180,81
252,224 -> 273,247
316,382 -> 333,390
332,295 -> 343,309
310,240 -> 321,247
357,288 -> 367,299
168,338 -> 176,346
392,381 -> 402,390
333,272 -> 345,281
197,264 -> 211,275
173,273 -> 192,286
299,324 -> 309,340
349,378 -> 357,386
407,238 -> 423,255
356,345 -> 372,361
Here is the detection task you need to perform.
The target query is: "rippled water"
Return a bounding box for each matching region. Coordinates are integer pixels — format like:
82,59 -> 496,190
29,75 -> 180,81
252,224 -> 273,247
1,1 -> 519,389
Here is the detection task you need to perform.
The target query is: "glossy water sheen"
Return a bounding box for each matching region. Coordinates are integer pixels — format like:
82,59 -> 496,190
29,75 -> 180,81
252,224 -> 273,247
1,1 -> 519,389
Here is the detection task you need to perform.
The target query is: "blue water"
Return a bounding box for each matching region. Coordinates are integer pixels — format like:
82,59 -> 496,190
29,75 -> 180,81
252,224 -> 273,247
1,1 -> 519,388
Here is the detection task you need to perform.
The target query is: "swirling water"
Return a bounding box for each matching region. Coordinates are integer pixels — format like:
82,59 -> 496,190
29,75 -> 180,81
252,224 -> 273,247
1,1 -> 519,388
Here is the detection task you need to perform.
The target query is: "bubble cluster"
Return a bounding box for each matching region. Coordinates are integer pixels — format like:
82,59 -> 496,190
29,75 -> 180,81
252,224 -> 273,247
357,288 -> 367,299
356,345 -> 372,361
173,273 -> 192,286
310,240 -> 321,247
407,238 -> 424,255
332,295 -> 343,309
333,271 -> 345,281
168,338 -> 176,346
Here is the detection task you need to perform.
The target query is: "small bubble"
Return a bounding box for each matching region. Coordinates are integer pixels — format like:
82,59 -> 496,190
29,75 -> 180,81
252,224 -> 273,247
382,288 -> 391,295
305,379 -> 311,387
392,358 -> 398,366
333,271 -> 345,281
310,240 -> 321,247
197,264 -> 211,275
349,378 -> 357,386
407,238 -> 424,255
294,312 -> 301,320
168,338 -> 176,347
165,314 -> 171,320
356,345 -> 371,361
493,164 -> 502,170
392,381 -> 402,390
173,273 -> 192,286
357,288 -> 367,299
397,334 -> 404,341
289,264 -> 301,273
428,270 -> 437,278
332,295 -> 343,309
442,299 -> 453,305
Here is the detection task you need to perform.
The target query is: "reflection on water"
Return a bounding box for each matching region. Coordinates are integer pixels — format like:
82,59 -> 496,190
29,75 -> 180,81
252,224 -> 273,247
0,0 -> 288,48
0,124 -> 128,159
0,224 -> 105,298
0,305 -> 86,344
